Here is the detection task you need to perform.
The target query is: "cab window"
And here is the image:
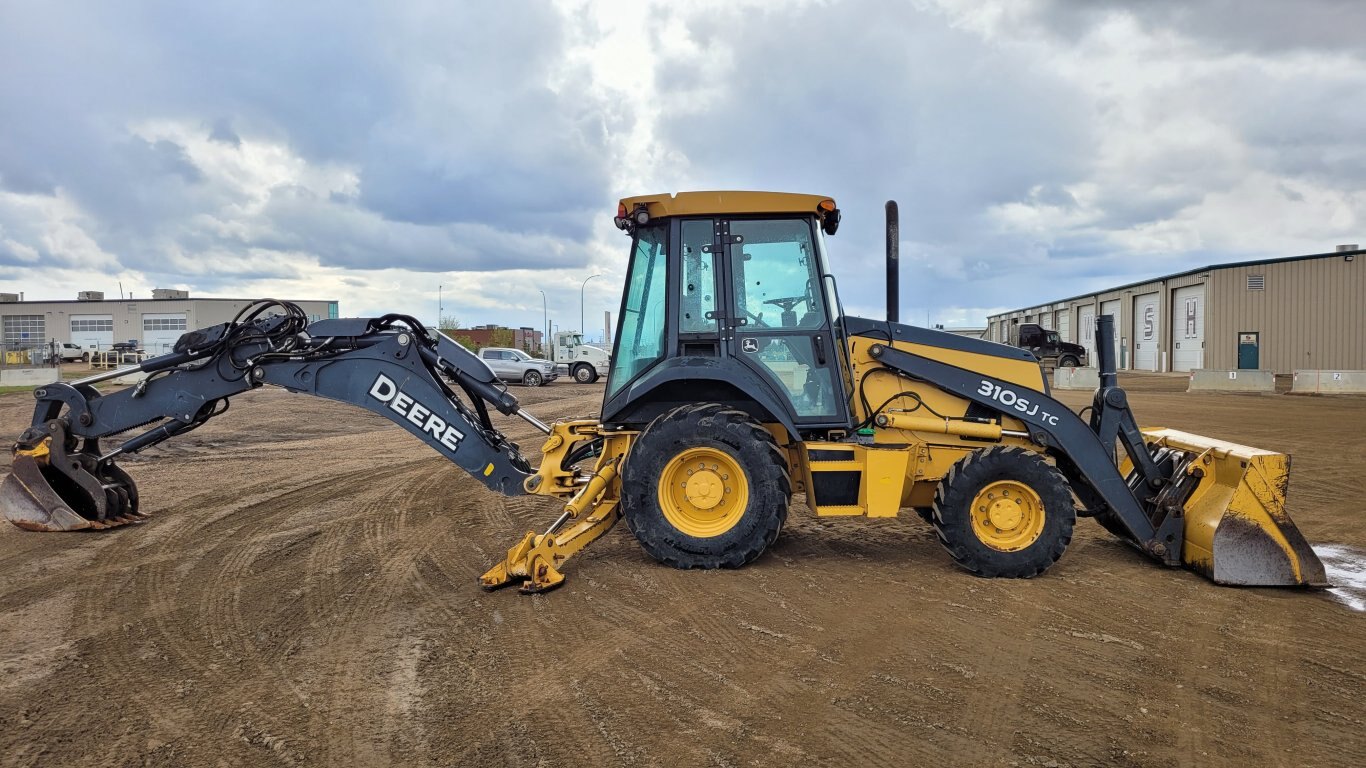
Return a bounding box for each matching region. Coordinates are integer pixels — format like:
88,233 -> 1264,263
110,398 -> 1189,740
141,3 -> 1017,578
607,224 -> 668,398
729,219 -> 826,329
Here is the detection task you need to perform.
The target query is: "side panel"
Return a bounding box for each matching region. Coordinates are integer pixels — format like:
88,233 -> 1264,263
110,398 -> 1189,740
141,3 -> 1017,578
1079,306 -> 1096,363
1171,284 -> 1206,372
1100,299 -> 1122,368
142,312 -> 188,356
1132,293 -> 1160,371
70,314 -> 114,353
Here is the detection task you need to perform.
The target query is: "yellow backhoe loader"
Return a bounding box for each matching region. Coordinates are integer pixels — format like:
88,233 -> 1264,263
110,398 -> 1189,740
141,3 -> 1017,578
1,192 -> 1327,594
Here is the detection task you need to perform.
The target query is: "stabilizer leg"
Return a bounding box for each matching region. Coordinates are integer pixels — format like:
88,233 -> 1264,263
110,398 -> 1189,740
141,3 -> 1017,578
480,459 -> 621,594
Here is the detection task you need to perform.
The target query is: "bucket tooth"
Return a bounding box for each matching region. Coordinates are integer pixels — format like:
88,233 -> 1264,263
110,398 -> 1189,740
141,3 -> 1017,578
1143,428 -> 1328,587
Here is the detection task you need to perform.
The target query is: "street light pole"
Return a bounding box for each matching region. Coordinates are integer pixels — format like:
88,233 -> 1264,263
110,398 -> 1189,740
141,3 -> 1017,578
539,289 -> 548,356
580,273 -> 601,341
438,284 -> 443,329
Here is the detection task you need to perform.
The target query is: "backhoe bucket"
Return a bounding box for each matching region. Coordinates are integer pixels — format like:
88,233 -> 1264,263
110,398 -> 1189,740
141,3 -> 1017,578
2,431 -> 143,532
1142,428 -> 1327,587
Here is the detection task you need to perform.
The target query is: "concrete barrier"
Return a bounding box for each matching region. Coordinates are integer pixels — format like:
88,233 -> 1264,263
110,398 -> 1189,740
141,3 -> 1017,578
1292,369 -> 1366,394
1052,366 -> 1099,390
0,367 -> 60,387
1187,369 -> 1275,393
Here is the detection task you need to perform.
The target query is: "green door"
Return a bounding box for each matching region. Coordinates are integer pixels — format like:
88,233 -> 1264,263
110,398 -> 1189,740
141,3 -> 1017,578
1237,332 -> 1259,369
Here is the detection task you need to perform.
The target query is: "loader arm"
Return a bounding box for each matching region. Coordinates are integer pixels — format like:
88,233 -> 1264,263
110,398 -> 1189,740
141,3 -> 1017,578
865,341 -> 1185,564
2,301 -> 542,533
862,313 -> 1325,586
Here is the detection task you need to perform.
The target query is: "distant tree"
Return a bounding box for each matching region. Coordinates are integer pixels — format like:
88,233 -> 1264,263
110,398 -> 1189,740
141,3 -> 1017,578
448,332 -> 479,350
439,315 -> 462,332
489,328 -> 514,348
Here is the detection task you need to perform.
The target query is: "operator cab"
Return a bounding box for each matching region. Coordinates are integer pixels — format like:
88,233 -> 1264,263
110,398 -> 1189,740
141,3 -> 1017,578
603,192 -> 851,438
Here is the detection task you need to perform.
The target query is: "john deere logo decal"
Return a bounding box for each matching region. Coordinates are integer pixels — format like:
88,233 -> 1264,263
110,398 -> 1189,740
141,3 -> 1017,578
740,338 -> 758,353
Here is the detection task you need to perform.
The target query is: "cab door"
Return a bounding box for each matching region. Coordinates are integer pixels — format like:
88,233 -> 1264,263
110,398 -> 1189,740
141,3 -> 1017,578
720,217 -> 847,426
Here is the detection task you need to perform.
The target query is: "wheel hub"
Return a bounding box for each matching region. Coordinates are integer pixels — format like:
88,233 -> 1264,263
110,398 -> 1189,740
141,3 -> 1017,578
684,470 -> 725,510
657,447 -> 748,538
970,480 -> 1045,552
986,497 -> 1024,530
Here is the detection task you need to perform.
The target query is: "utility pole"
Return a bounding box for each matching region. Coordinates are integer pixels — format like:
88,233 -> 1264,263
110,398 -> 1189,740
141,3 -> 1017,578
539,289 -> 548,356
438,284 -> 443,329
580,273 -> 601,339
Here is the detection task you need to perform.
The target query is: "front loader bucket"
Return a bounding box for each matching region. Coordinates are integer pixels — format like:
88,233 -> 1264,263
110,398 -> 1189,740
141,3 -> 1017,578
1142,428 -> 1327,587
2,430 -> 144,532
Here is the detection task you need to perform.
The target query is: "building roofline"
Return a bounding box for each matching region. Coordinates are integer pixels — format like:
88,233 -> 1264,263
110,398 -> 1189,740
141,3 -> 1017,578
0,297 -> 337,306
987,247 -> 1366,320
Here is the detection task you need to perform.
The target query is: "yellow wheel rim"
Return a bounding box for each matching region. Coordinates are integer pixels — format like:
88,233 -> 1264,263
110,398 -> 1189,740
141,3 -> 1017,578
969,480 -> 1045,552
658,447 -> 749,538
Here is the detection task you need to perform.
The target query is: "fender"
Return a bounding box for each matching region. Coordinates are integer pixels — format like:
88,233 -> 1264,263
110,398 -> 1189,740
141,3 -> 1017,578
601,356 -> 803,440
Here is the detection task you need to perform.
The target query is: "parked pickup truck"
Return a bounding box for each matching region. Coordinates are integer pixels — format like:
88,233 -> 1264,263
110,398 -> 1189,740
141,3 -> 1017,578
1009,323 -> 1087,368
477,347 -> 558,387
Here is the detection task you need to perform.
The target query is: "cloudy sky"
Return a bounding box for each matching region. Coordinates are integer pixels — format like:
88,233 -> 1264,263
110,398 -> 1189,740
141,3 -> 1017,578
2,0 -> 1363,339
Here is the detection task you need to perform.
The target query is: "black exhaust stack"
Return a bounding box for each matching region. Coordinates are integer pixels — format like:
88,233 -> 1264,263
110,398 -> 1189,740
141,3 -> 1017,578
885,200 -> 899,323
1096,314 -> 1118,390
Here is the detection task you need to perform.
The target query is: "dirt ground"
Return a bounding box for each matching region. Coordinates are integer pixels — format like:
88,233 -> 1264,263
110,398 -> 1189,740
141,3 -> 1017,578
0,374 -> 1363,767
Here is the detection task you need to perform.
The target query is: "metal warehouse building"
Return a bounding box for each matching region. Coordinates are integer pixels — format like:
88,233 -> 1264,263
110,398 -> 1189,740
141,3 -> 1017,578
0,290 -> 338,357
986,247 -> 1364,375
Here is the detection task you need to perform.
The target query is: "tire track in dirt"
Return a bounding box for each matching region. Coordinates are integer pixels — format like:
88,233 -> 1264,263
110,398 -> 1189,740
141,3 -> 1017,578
4,380 -> 1366,766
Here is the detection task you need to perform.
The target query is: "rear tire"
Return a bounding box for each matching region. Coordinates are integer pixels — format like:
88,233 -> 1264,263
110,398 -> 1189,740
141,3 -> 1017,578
572,363 -> 597,384
931,446 -> 1075,578
522,370 -> 544,387
622,404 -> 790,569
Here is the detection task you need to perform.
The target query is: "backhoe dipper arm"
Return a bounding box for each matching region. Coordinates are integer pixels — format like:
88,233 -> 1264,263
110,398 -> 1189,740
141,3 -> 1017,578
5,303 -> 537,531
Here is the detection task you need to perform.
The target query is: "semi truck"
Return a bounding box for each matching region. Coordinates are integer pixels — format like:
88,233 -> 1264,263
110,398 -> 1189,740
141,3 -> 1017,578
552,331 -> 610,383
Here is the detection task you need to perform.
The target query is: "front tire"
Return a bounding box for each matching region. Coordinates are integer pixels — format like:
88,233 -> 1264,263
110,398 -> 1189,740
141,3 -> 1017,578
522,370 -> 544,387
1059,355 -> 1079,368
931,446 -> 1075,578
622,404 -> 790,569
572,363 -> 597,384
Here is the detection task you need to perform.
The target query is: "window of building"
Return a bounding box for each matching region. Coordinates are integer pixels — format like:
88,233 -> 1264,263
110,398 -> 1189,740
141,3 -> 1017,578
2,315 -> 45,346
71,318 -> 114,332
143,317 -> 188,331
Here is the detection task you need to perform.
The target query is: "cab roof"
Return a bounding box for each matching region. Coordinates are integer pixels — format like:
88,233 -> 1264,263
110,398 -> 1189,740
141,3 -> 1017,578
619,191 -> 835,218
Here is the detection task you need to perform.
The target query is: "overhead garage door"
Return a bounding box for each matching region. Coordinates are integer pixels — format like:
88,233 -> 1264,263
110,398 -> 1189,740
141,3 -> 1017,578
1039,311 -> 1052,330
1132,293 -> 1160,371
70,314 -> 114,354
1055,310 -> 1070,343
142,313 -> 187,356
1078,306 -> 1096,363
1100,299 -> 1122,368
1171,284 -> 1205,372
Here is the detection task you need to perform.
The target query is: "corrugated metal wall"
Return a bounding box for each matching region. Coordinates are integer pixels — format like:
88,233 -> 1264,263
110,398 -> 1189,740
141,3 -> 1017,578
986,250 -> 1365,375
1207,255 -> 1364,372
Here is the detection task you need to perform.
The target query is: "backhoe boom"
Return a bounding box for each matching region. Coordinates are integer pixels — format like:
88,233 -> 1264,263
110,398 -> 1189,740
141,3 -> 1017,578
3,302 -> 536,532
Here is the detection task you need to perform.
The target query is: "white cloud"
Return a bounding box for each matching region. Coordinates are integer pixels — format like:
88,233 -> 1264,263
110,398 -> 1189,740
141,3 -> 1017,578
2,0 -> 1363,334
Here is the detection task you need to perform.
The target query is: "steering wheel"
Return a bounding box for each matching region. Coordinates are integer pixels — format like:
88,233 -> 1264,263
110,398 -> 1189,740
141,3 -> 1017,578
762,296 -> 808,312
